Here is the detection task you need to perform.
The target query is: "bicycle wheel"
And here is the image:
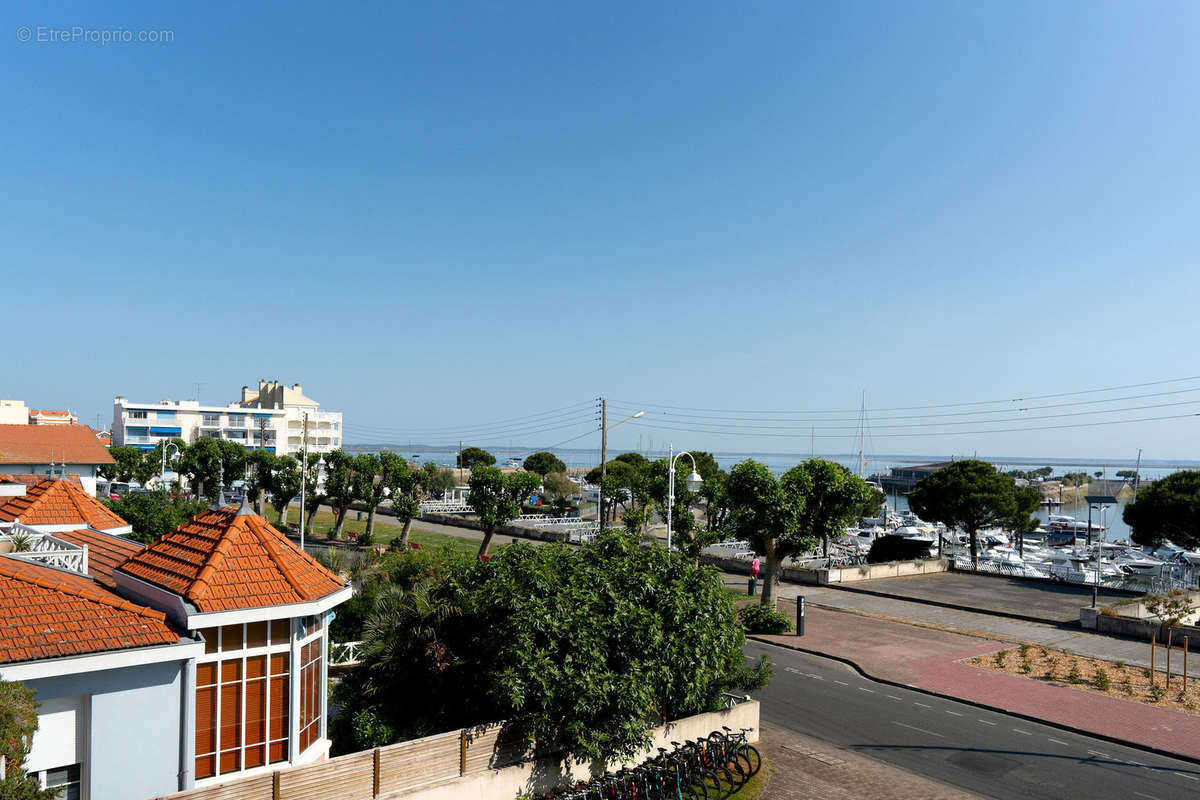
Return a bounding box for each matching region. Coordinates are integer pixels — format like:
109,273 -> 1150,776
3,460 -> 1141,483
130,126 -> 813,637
737,743 -> 762,777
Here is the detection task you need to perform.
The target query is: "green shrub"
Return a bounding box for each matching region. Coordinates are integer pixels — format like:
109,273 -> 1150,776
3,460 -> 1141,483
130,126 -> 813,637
1114,661 -> 1125,670
738,603 -> 794,635
1018,643 -> 1031,658
1094,669 -> 1111,691
1150,685 -> 1165,703
1068,660 -> 1082,684
995,650 -> 1009,667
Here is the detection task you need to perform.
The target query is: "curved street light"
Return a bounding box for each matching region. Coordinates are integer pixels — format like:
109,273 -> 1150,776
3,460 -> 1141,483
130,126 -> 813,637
159,441 -> 181,488
666,444 -> 703,552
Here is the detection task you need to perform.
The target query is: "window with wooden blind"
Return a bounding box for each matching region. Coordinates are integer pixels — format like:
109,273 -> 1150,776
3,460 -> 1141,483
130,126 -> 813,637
194,622 -> 292,781
298,638 -> 323,753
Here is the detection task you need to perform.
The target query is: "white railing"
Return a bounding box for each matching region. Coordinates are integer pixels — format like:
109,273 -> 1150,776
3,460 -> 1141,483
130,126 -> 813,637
330,640 -> 363,667
5,530 -> 87,573
419,500 -> 472,514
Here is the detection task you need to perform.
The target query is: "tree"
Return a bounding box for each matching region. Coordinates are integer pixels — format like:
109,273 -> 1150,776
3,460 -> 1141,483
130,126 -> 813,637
101,445 -> 144,483
1116,470 -> 1137,479
909,460 -> 1040,565
522,451 -> 566,476
300,454 -> 325,536
0,680 -> 59,799
323,449 -> 359,539
422,461 -> 457,499
335,533 -> 769,762
387,457 -> 424,550
724,460 -> 814,609
354,453 -> 409,541
268,455 -> 302,528
467,465 -> 540,555
244,449 -> 277,515
176,437 -> 222,499
542,471 -> 575,500
614,451 -> 648,469
1125,471 -> 1200,550
104,492 -> 209,543
787,459 -> 875,558
457,447 -> 495,470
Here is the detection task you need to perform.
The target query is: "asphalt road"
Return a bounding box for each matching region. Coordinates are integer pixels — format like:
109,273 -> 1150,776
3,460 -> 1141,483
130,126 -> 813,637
747,641 -> 1200,800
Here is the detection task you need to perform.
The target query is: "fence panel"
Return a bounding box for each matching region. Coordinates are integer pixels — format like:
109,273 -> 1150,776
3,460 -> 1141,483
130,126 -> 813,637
377,729 -> 461,791
278,750 -> 374,800
150,774 -> 273,800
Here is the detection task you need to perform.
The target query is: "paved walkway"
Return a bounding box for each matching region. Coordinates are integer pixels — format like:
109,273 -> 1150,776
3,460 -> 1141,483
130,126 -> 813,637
757,722 -> 979,800
747,579 -> 1200,678
751,603 -> 1200,762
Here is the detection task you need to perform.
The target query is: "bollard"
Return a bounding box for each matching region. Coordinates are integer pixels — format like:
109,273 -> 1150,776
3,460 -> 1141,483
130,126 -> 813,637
797,595 -> 806,637
512,538 -> 519,545
748,577 -> 757,596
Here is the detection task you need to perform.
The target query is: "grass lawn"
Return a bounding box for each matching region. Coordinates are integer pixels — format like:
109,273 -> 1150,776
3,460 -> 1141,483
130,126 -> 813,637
267,506 -> 484,558
724,754 -> 770,799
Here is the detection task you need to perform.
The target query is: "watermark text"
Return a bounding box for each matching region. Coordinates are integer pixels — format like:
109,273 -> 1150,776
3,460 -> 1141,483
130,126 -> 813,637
17,25 -> 175,45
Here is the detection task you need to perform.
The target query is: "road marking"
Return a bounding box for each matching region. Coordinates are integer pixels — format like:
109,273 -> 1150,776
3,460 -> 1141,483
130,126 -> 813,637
1087,750 -> 1110,759
1013,729 -> 1032,736
886,695 -> 902,701
1173,772 -> 1199,781
1134,793 -> 1160,800
913,702 -> 931,708
807,674 -> 824,680
891,721 -> 944,738
977,719 -> 997,726
944,710 -> 963,717
1047,738 -> 1069,746
785,666 -> 803,674
858,687 -> 874,693
834,680 -> 849,686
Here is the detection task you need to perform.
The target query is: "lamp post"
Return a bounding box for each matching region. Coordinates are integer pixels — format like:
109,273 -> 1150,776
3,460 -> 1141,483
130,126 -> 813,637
597,402 -> 643,528
159,442 -> 180,489
666,444 -> 703,552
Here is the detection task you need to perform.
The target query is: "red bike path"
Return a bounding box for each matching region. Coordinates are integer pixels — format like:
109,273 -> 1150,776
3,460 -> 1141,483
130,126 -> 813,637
750,605 -> 1200,764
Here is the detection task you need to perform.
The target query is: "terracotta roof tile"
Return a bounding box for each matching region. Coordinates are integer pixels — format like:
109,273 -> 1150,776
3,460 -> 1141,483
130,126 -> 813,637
0,479 -> 128,530
0,557 -> 180,665
118,507 -> 345,613
0,424 -> 113,465
54,528 -> 144,589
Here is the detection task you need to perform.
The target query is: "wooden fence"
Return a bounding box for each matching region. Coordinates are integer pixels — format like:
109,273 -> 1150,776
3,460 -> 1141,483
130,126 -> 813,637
152,723 -> 524,800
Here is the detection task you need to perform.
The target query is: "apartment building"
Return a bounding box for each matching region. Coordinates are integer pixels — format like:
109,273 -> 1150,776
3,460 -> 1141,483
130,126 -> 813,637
112,380 -> 343,456
0,477 -> 349,798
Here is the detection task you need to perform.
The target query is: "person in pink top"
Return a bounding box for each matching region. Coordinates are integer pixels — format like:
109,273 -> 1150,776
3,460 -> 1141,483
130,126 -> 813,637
750,556 -> 761,579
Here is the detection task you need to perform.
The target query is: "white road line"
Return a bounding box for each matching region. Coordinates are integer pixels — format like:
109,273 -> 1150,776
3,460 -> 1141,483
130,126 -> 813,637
913,702 -> 931,708
807,674 -> 824,680
886,695 -> 902,701
858,687 -> 874,693
1134,792 -> 1160,800
892,721 -> 944,738
1047,738 -> 1069,746
978,719 -> 997,726
834,680 -> 849,686
944,710 -> 963,717
1013,729 -> 1032,736
1173,771 -> 1199,781
1087,750 -> 1110,758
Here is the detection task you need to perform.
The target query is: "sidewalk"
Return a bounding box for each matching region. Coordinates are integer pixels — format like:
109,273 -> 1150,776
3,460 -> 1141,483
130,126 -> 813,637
750,603 -> 1200,762
757,722 -> 980,800
747,579 -> 1200,678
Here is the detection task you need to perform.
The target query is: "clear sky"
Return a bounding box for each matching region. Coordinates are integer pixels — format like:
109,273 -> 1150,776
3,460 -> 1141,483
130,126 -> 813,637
4,1 -> 1199,460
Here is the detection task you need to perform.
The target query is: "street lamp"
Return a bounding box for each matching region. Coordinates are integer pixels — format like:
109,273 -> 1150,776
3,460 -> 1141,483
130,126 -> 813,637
597,404 -> 643,528
159,442 -> 180,489
666,444 -> 703,552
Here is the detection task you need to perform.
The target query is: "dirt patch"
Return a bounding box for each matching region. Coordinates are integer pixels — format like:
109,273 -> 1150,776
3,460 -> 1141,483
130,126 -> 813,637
964,642 -> 1200,715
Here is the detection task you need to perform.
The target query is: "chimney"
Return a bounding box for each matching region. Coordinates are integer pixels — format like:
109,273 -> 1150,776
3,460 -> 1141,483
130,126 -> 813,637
292,383 -> 302,393
241,386 -> 250,402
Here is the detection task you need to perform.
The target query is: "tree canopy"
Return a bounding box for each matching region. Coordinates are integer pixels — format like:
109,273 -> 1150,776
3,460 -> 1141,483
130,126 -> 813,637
724,460 -> 811,608
457,447 -> 496,469
1125,470 -> 1200,550
467,465 -> 540,554
522,451 -> 566,476
0,679 -> 62,799
332,533 -> 768,762
909,459 -> 1040,564
104,491 -> 209,543
786,459 -> 875,557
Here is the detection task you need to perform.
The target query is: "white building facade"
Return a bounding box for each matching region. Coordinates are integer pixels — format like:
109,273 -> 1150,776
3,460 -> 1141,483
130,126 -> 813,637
112,380 -> 343,456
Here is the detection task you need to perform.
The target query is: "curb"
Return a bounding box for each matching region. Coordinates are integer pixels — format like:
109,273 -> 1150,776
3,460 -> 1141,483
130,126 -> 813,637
747,634 -> 1200,768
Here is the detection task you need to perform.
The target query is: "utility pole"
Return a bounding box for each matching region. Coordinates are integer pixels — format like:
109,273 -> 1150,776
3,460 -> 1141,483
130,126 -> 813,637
299,412 -> 309,553
599,398 -> 607,527
259,417 -> 268,451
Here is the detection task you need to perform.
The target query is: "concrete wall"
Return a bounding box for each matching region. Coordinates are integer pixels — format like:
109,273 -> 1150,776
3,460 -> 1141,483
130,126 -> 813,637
387,701 -> 760,800
28,660 -> 187,800
418,512 -> 570,545
1082,607 -> 1200,644
698,553 -> 948,586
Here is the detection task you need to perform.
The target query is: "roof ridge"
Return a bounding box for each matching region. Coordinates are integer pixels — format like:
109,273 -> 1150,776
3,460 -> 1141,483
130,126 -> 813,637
246,516 -> 318,600
0,557 -> 168,623
188,510 -> 240,600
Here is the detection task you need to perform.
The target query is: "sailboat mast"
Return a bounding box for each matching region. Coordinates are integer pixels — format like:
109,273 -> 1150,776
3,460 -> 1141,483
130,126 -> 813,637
858,391 -> 866,478
1133,448 -> 1142,500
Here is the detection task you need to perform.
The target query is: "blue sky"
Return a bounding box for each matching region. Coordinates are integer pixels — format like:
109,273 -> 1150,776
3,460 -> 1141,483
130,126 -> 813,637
3,1 -> 1199,459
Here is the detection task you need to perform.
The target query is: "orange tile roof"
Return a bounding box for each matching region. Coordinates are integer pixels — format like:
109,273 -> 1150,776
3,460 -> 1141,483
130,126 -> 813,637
118,506 -> 345,612
0,473 -> 83,490
54,528 -> 144,590
0,557 -> 180,665
0,479 -> 129,530
0,424 -> 113,465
